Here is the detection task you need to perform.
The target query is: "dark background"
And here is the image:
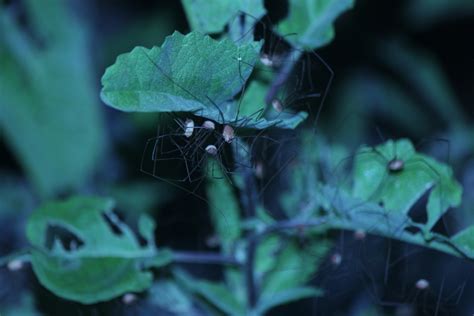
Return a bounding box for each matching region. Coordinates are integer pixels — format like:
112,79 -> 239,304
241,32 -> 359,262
1,0 -> 473,315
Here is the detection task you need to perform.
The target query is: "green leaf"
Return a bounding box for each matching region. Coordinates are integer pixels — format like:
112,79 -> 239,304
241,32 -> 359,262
352,139 -> 462,230
319,183 -> 468,259
101,31 -> 267,127
148,279 -> 200,315
452,226 -> 474,257
174,269 -> 246,316
259,236 -> 330,297
30,251 -> 153,305
0,0 -> 105,198
256,286 -> 322,315
25,196 -> 169,304
181,0 -> 266,34
238,80 -> 308,129
275,0 -> 354,49
206,160 -> 241,252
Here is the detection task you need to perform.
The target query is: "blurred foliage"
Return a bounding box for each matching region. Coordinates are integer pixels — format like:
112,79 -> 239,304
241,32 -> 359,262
0,0 -> 473,315
404,0 -> 474,29
275,0 -> 354,49
0,0 -> 105,198
26,196 -> 171,304
181,0 -> 266,34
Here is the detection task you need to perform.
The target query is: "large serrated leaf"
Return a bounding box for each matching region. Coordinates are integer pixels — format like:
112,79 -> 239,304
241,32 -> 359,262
26,196 -> 171,304
101,32 -> 258,123
275,0 -> 354,50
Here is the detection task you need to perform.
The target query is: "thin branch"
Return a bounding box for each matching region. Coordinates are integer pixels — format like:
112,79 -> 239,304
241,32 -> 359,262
264,49 -> 303,105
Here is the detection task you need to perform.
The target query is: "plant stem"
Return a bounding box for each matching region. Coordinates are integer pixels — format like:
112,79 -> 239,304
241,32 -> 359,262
264,49 -> 303,105
172,251 -> 241,266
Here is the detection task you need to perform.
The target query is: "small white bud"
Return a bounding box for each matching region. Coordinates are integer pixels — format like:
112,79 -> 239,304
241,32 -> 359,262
254,162 -> 264,179
415,279 -> 429,290
122,293 -> 137,304
183,119 -> 194,138
331,253 -> 342,266
223,125 -> 235,143
202,120 -> 215,130
260,54 -> 273,67
272,99 -> 283,112
205,145 -> 218,155
354,229 -> 366,240
7,259 -> 24,271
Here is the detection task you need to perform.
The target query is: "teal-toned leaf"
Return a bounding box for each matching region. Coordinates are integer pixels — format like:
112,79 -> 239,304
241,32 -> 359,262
328,72 -> 430,144
107,180 -> 175,215
101,31 -> 267,127
0,0 -> 105,198
352,139 -> 462,230
181,0 -> 266,34
259,238 -> 329,296
319,183 -> 467,259
206,159 -> 241,253
238,81 -> 308,129
256,286 -> 322,315
148,279 -> 201,315
452,226 -> 474,257
275,0 -> 354,49
404,0 -> 474,29
25,196 -> 167,304
377,40 -> 466,128
174,269 -> 246,316
30,251 -> 152,304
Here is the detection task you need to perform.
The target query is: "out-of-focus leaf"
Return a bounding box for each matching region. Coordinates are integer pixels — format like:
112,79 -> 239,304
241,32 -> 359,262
238,81 -> 309,129
206,160 -> 241,252
404,0 -> 474,29
327,72 -> 430,143
256,286 -> 322,315
26,196 -> 171,304
0,173 -> 35,217
107,180 -> 175,215
352,139 -> 462,230
148,279 -> 201,315
452,226 -> 474,258
275,0 -> 354,49
378,40 -> 466,128
1,293 -> 41,316
260,239 -> 329,296
181,0 -> 265,34
174,269 -> 245,316
0,0 -> 105,198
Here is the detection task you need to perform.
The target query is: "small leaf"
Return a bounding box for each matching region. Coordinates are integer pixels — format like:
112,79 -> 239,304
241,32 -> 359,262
148,279 -> 201,315
174,269 -> 246,316
206,160 -> 241,252
256,286 -> 322,315
275,0 -> 354,49
237,81 -> 308,129
452,226 -> 474,257
181,0 -> 266,34
26,196 -> 164,304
